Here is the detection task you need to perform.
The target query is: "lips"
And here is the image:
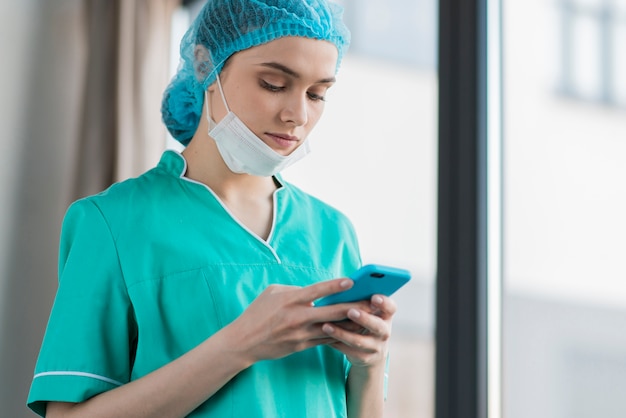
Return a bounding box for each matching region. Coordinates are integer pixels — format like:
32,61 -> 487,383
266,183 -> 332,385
265,132 -> 300,150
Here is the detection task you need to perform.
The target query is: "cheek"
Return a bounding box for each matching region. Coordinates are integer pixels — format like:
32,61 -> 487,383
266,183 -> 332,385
248,101 -> 279,127
305,104 -> 325,130
234,93 -> 274,125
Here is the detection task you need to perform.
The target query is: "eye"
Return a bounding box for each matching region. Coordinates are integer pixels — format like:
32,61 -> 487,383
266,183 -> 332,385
260,79 -> 285,93
307,92 -> 326,102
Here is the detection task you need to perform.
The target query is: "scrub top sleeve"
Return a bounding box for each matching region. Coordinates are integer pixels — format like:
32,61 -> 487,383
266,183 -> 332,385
27,199 -> 136,417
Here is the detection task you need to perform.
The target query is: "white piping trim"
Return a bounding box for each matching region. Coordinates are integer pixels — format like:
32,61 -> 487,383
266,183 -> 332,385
172,151 -> 283,264
33,371 -> 123,387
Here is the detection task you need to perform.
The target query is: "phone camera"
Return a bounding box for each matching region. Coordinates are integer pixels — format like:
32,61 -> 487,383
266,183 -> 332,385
370,272 -> 385,279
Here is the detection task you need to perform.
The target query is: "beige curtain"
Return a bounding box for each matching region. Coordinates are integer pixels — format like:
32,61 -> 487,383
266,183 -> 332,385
0,1 -> 180,416
116,0 -> 181,181
75,0 -> 180,198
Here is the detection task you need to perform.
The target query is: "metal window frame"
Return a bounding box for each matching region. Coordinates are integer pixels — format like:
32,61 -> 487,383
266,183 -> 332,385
436,0 -> 503,417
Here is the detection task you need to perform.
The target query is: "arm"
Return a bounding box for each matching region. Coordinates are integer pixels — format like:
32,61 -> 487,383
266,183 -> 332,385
346,361 -> 387,418
47,324 -> 252,418
47,278 -> 356,418
322,295 -> 397,418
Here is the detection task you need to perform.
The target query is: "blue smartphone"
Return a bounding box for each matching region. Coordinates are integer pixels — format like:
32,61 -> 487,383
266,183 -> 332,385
315,264 -> 411,307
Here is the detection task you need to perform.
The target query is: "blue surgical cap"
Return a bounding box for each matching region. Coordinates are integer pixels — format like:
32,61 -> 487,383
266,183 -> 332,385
161,0 -> 351,146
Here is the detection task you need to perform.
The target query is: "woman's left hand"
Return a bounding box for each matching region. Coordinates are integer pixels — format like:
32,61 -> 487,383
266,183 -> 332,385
321,295 -> 397,369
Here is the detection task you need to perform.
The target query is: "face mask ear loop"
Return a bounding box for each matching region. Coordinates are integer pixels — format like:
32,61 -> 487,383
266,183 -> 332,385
204,91 -> 211,123
215,73 -> 231,113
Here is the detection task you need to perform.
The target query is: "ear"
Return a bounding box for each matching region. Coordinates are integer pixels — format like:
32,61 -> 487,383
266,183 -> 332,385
193,45 -> 212,82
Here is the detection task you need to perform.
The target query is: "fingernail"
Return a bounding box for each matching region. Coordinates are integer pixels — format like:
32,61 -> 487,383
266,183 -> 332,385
348,308 -> 360,319
323,324 -> 335,333
340,279 -> 352,288
372,295 -> 383,305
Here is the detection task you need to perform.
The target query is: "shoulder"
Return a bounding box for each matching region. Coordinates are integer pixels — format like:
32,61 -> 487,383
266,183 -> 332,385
278,179 -> 360,256
69,170 -> 160,218
277,179 -> 362,273
63,151 -> 185,236
280,179 -> 354,229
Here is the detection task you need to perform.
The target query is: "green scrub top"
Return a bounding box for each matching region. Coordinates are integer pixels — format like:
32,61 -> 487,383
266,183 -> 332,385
28,150 -> 362,417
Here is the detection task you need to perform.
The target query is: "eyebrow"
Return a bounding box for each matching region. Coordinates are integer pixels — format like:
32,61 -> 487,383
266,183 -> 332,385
258,62 -> 336,84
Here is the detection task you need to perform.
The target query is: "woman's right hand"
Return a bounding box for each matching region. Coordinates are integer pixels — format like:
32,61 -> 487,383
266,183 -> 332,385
227,278 -> 360,363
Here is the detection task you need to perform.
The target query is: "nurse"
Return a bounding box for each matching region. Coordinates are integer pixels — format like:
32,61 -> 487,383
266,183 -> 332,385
27,1 -> 397,417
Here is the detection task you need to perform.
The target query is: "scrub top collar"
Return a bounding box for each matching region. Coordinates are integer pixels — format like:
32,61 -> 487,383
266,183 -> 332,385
157,149 -> 286,189
157,150 -> 285,262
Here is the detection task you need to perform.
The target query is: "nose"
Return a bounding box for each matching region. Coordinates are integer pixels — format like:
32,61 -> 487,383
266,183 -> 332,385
280,94 -> 308,127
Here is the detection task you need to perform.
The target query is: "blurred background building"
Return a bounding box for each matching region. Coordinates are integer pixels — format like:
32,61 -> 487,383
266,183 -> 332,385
1,0 -> 625,417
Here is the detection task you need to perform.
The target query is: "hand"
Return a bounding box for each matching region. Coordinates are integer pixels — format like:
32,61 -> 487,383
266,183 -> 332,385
321,295 -> 397,369
227,278 -> 358,363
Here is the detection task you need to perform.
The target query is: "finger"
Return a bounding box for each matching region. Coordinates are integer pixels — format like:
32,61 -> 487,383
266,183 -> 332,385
266,284 -> 300,294
321,323 -> 377,353
306,336 -> 337,344
327,341 -> 383,366
296,337 -> 340,352
306,304 -> 354,325
307,299 -> 377,325
369,295 -> 397,320
306,323 -> 357,341
345,309 -> 391,340
296,278 -> 353,304
327,299 -> 375,313
332,320 -> 366,334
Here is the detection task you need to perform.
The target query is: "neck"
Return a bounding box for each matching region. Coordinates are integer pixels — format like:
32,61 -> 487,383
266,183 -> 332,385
181,118 -> 277,202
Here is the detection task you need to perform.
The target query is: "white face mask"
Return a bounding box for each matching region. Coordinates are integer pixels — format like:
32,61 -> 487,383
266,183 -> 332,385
205,74 -> 311,177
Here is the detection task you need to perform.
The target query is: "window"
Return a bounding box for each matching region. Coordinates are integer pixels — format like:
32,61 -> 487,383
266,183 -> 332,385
504,0 -> 626,416
558,0 -> 626,106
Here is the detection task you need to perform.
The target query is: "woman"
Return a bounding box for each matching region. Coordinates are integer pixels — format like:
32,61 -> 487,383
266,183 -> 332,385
27,1 -> 397,417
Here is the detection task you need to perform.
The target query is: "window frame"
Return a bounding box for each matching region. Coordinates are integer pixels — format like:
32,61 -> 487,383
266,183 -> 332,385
435,0 -> 503,417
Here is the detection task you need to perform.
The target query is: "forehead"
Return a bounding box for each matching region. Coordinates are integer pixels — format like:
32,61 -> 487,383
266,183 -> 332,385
229,36 -> 339,80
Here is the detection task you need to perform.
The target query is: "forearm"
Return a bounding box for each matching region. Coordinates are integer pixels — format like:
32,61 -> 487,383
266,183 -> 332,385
346,362 -> 386,418
47,324 -> 252,418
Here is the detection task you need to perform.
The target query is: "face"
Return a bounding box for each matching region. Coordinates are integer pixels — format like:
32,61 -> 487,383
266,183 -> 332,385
207,36 -> 339,156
